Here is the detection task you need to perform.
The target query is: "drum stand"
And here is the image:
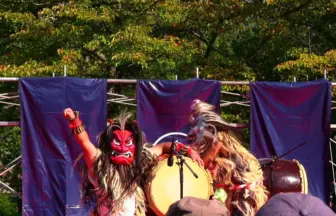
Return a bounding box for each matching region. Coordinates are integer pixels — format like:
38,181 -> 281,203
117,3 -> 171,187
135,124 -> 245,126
174,150 -> 199,200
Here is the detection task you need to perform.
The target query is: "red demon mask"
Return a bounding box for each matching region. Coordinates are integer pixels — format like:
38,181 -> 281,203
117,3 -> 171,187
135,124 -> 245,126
110,130 -> 135,165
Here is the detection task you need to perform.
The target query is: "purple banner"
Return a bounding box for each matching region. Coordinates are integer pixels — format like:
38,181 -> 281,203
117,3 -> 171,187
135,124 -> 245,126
249,80 -> 332,203
137,79 -> 221,144
20,77 -> 107,215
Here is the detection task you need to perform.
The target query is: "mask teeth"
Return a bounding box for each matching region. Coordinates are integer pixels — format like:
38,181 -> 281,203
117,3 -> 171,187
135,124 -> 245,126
111,150 -> 133,158
125,151 -> 133,158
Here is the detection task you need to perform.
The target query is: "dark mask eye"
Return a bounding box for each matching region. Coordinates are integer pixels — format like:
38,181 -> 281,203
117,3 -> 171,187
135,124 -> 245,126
112,139 -> 121,146
111,134 -> 121,146
126,136 -> 133,146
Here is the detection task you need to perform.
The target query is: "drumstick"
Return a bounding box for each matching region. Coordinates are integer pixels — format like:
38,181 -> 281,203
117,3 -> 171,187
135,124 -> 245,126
273,141 -> 306,161
258,141 -> 306,170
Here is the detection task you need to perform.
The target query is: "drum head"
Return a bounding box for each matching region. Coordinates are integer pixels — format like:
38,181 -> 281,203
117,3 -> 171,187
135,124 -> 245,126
146,156 -> 212,216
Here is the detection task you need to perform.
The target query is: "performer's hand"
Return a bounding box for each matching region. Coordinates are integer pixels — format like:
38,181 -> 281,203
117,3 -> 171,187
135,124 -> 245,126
188,148 -> 204,167
63,108 -> 76,121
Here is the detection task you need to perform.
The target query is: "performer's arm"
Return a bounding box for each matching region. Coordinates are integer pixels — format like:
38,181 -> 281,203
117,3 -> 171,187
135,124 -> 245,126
150,141 -> 204,167
148,142 -> 172,157
63,108 -> 97,172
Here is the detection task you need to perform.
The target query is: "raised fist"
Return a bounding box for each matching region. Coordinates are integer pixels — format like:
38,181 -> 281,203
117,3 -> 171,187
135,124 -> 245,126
63,108 -> 76,121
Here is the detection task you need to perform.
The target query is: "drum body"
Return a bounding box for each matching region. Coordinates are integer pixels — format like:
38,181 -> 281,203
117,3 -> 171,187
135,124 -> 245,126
146,156 -> 213,216
259,158 -> 308,196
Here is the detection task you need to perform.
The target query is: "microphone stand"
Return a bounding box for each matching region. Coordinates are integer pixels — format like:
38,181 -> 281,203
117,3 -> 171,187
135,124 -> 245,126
173,148 -> 198,200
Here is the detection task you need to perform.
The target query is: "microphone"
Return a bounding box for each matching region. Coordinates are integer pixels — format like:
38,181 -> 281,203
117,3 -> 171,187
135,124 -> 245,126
168,138 -> 177,167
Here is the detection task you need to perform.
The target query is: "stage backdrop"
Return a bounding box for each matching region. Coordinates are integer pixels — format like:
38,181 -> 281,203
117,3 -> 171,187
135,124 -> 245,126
20,77 -> 107,215
249,80 -> 332,203
137,79 -> 221,144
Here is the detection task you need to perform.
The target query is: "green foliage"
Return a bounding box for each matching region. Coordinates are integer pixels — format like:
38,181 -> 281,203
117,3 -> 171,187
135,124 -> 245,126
0,127 -> 22,194
0,0 -> 335,81
0,194 -> 21,216
276,49 -> 336,81
0,127 -> 21,164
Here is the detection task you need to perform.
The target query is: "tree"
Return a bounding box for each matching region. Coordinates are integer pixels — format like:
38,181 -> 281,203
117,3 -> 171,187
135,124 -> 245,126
1,0 -> 334,81
277,50 -> 336,81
